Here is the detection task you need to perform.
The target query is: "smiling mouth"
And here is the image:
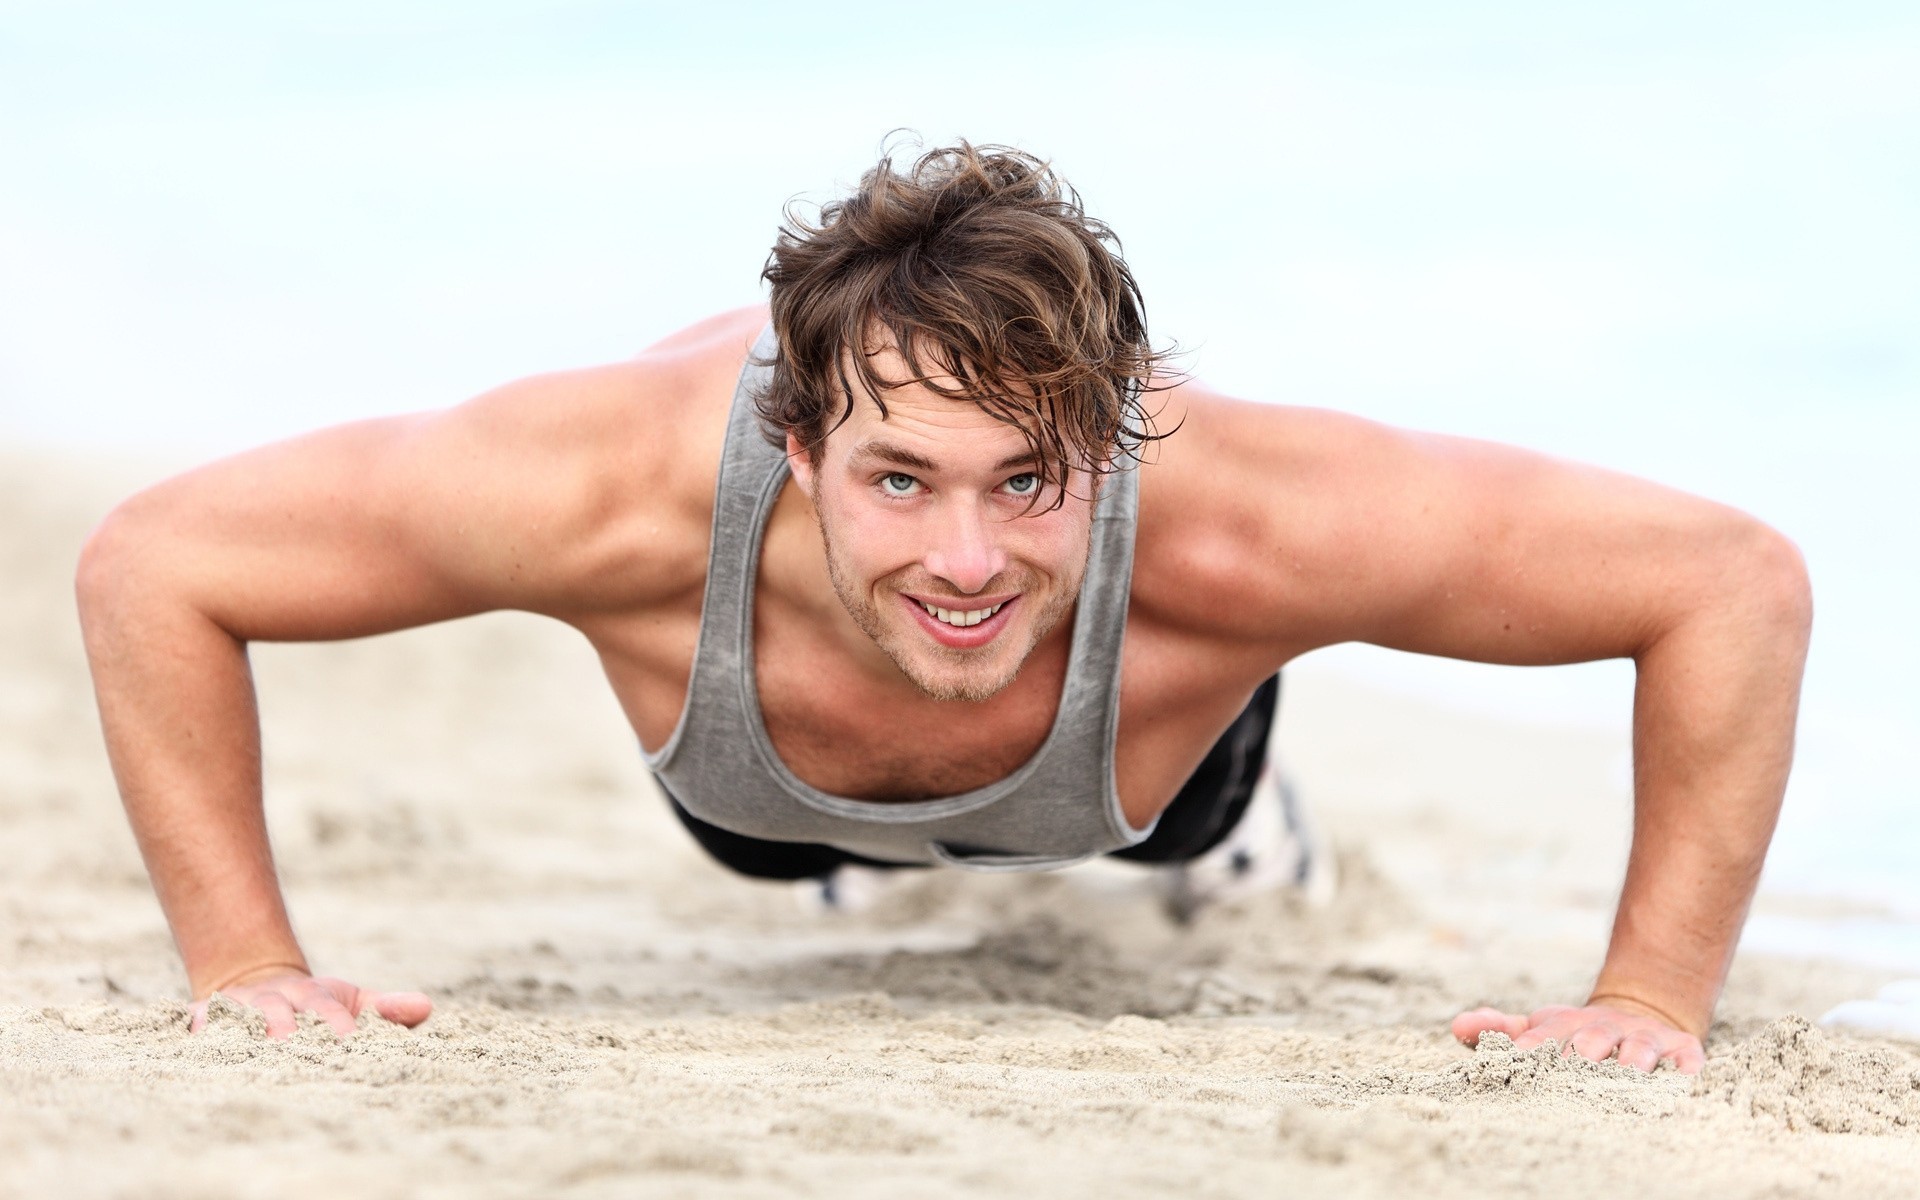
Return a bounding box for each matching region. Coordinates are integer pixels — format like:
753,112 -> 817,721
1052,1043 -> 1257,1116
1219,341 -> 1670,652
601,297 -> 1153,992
899,593 -> 1018,645
911,598 -> 1007,628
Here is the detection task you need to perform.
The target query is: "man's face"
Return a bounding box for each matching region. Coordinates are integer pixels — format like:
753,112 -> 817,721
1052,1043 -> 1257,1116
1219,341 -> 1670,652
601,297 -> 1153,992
786,345 -> 1097,703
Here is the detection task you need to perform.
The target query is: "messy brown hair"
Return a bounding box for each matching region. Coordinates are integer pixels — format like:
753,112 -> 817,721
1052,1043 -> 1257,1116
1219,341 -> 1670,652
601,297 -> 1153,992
757,139 -> 1176,506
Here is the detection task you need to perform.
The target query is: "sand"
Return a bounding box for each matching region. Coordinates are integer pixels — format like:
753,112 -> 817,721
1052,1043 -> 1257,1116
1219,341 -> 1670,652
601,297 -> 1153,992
3,450 -> 1917,1199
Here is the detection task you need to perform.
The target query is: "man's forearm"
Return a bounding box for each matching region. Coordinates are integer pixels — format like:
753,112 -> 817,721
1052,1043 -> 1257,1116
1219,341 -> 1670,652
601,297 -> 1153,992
1591,536 -> 1811,1037
78,526 -> 309,997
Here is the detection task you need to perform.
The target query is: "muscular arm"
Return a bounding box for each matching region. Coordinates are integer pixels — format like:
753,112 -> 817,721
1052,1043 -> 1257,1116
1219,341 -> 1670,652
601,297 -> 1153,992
75,354 -> 715,1030
1150,392 -> 1811,1065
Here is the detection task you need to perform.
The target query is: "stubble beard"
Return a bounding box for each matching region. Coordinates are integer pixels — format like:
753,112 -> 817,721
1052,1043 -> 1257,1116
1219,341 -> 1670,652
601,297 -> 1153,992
817,517 -> 1087,704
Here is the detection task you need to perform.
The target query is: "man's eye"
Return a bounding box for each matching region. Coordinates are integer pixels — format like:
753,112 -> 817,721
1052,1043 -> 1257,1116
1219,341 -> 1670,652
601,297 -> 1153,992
882,473 -> 918,495
1005,473 -> 1039,495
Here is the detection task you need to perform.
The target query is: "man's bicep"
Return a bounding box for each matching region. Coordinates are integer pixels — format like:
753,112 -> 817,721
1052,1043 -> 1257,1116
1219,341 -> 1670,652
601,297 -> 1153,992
88,416 -> 496,641
93,373 -> 639,642
1279,419 -> 1752,667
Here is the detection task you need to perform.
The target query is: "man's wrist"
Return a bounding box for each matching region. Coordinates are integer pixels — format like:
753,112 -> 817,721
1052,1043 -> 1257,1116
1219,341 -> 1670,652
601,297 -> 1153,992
195,959 -> 311,999
1585,989 -> 1707,1039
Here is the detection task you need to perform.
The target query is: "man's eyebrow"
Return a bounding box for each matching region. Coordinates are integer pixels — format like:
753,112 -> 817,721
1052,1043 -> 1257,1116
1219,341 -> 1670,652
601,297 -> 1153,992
847,440 -> 1043,475
847,440 -> 939,472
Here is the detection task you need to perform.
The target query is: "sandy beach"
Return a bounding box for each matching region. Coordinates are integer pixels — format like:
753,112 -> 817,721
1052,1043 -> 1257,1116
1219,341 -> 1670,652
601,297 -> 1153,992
3,451 -> 1917,1199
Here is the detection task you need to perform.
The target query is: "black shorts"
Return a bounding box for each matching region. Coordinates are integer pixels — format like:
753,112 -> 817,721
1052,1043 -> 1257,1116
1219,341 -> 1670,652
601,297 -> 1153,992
665,674 -> 1282,881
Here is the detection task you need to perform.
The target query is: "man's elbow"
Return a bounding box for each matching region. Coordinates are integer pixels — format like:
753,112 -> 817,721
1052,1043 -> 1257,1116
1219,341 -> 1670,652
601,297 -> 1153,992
1737,519 -> 1813,644
75,504 -> 158,640
76,511 -> 124,627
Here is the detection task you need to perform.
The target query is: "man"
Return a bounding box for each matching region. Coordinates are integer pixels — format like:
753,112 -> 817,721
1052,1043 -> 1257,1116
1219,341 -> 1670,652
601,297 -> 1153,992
76,143 -> 1810,1073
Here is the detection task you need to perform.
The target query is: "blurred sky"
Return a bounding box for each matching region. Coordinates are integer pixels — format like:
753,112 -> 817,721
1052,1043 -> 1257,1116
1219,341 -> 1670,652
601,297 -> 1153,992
3,1 -> 1916,904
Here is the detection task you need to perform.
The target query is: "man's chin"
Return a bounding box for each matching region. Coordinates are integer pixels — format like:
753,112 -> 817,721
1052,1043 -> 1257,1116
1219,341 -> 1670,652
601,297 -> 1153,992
903,666 -> 1020,704
883,636 -> 1024,703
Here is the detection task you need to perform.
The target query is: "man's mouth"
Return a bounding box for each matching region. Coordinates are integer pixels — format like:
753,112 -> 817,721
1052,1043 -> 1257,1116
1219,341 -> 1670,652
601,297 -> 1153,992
913,599 -> 1006,627
900,594 -> 1017,647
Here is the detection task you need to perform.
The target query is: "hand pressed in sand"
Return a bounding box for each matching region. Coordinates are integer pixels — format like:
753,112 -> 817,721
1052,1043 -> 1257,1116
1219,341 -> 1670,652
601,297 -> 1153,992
1450,1001 -> 1706,1074
190,969 -> 433,1041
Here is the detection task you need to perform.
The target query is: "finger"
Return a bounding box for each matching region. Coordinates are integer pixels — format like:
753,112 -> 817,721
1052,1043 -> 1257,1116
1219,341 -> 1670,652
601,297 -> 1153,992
253,991 -> 299,1041
1569,1022 -> 1623,1063
1615,1030 -> 1665,1072
369,991 -> 434,1027
188,999 -> 208,1034
1513,1013 -> 1577,1050
292,987 -> 359,1038
1668,1038 -> 1706,1075
318,978 -> 434,1028
1514,1010 -> 1588,1051
1451,1008 -> 1529,1047
1512,1007 -> 1576,1048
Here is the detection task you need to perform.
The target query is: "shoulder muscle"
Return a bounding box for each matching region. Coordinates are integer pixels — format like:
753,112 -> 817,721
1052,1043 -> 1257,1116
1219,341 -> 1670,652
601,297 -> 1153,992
1134,382 -> 1754,665
94,310 -> 761,641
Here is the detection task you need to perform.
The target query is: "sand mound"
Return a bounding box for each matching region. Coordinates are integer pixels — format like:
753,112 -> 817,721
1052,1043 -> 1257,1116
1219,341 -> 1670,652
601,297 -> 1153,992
1691,1016 -> 1920,1134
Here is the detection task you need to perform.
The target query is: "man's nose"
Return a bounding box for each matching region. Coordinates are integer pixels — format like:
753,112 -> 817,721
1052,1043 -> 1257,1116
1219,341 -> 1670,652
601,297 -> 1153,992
923,499 -> 1008,595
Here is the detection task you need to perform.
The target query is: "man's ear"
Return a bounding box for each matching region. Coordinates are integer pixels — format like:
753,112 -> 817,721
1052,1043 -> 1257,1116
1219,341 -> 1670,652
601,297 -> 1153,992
785,432 -> 815,496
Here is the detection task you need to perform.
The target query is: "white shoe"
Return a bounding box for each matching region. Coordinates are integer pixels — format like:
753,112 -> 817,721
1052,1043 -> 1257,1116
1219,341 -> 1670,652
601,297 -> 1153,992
1820,979 -> 1920,1042
1162,765 -> 1334,923
1876,979 -> 1920,1005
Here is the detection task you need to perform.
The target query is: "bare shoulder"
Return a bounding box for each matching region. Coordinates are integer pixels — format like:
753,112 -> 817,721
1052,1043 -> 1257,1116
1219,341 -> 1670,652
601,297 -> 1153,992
1132,375 -> 1779,668
1130,381 -> 1460,652
448,304 -> 763,486
90,306 -> 766,644
403,305 -> 766,615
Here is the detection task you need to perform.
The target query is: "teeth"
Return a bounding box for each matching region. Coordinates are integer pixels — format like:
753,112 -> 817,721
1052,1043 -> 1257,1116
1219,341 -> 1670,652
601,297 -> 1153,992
918,600 -> 1005,627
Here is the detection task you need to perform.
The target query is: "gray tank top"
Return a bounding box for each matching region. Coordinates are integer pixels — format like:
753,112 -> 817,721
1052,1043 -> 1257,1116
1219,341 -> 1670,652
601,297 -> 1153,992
645,325 -> 1153,871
